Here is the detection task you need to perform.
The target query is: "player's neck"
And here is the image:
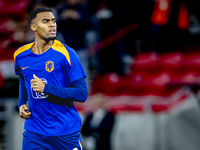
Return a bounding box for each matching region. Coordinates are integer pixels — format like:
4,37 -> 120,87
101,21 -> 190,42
32,39 -> 54,54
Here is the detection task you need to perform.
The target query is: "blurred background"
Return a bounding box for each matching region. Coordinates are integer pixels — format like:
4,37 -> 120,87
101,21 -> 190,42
1,0 -> 200,150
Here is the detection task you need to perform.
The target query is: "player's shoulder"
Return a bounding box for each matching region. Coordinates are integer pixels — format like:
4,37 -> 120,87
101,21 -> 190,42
52,40 -> 76,54
52,40 -> 78,65
14,42 -> 34,59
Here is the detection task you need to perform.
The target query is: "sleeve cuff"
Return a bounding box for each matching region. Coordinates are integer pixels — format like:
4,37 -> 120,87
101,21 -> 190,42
43,84 -> 53,94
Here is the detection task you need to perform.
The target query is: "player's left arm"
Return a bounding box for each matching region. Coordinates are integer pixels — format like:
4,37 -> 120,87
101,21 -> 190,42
31,75 -> 88,102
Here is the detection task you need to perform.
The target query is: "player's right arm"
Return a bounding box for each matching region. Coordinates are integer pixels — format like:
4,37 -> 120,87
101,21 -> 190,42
18,76 -> 31,119
14,45 -> 32,119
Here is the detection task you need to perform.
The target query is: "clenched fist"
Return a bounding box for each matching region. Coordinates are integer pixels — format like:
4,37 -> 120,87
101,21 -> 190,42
31,74 -> 45,93
19,104 -> 31,119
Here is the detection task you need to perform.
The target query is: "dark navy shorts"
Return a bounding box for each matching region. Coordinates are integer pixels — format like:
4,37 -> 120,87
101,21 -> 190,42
22,130 -> 82,150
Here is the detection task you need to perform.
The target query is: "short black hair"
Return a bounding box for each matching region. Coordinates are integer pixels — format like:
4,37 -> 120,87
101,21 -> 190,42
29,7 -> 52,23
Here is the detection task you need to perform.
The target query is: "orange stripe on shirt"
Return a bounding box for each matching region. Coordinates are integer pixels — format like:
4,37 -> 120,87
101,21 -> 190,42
13,42 -> 34,63
51,40 -> 71,65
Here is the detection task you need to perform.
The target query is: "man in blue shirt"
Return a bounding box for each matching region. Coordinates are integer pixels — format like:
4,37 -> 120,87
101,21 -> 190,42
14,7 -> 88,150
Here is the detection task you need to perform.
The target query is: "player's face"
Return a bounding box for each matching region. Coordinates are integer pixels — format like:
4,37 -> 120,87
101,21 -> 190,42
33,11 -> 57,41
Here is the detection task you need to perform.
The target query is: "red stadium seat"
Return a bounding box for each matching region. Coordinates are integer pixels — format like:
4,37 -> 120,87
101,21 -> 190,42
120,72 -> 146,96
171,71 -> 200,85
131,52 -> 161,72
91,73 -> 122,96
0,0 -> 5,11
0,46 -> 17,60
0,0 -> 29,16
142,71 -> 178,96
0,18 -> 16,34
160,51 -> 186,71
185,51 -> 200,71
121,71 -> 180,96
0,36 -> 15,52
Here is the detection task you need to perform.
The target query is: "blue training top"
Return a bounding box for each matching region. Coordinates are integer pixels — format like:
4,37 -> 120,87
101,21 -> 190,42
14,40 -> 87,136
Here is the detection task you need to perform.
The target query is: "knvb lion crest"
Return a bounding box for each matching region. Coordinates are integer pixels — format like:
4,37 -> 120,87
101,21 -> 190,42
46,61 -> 54,72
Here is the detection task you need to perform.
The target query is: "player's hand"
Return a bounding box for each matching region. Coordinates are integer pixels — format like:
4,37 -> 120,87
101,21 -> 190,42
19,104 -> 31,119
31,74 -> 45,93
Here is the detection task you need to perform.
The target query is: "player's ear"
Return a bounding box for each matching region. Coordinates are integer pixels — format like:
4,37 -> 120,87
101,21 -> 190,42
30,24 -> 36,32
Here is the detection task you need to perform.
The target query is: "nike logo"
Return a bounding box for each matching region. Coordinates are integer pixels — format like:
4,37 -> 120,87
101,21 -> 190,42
22,66 -> 29,70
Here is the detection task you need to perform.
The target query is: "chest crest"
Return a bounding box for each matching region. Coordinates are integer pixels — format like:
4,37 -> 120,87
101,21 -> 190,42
45,61 -> 54,72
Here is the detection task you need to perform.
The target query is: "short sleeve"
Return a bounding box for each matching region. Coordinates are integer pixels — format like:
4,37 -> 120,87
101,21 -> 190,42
64,46 -> 87,83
